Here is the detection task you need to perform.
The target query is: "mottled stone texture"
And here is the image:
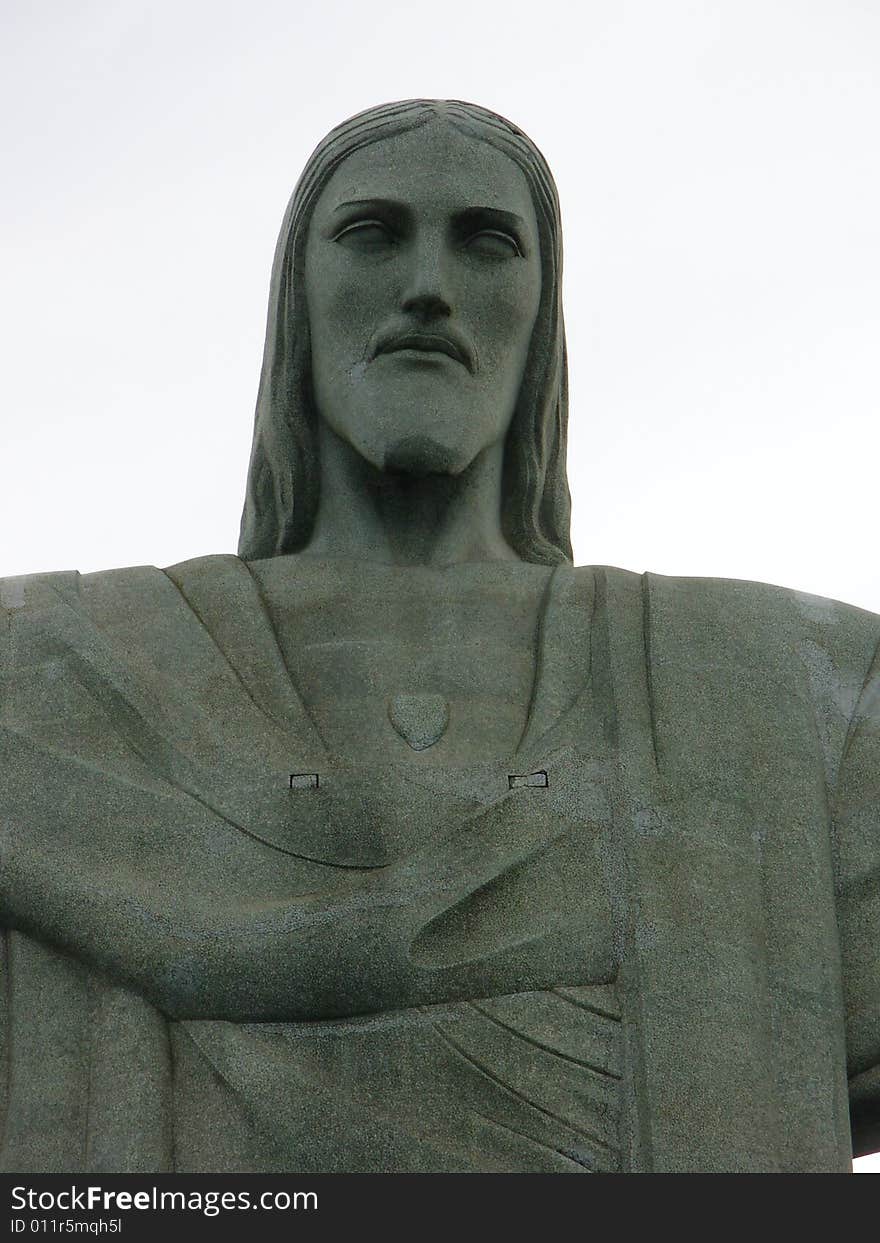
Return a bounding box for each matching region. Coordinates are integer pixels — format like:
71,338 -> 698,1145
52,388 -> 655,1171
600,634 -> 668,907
1,100 -> 878,1171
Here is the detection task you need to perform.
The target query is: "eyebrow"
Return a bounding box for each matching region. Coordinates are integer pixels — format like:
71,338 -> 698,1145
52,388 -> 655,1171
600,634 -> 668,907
333,198 -> 399,213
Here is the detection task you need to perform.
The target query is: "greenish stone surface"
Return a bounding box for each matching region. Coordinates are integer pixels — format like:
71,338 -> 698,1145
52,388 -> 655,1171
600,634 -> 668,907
1,101 -> 878,1172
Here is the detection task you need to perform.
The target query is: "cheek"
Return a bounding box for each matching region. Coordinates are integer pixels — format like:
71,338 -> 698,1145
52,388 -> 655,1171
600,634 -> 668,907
307,252 -> 398,355
468,271 -> 540,362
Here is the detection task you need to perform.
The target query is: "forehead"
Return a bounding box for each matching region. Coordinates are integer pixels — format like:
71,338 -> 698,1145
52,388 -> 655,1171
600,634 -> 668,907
311,121 -> 537,224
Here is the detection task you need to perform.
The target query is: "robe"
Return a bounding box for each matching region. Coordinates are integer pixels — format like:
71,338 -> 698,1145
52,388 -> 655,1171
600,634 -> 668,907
0,556 -> 878,1172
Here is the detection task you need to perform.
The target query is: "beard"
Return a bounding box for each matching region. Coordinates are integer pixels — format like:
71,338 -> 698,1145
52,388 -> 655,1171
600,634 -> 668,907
382,435 -> 461,478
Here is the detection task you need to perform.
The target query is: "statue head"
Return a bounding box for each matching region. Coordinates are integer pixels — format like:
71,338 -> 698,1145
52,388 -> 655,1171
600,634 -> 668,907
238,99 -> 572,565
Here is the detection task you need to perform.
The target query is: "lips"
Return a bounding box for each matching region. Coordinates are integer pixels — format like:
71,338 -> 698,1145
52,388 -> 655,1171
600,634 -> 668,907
374,331 -> 473,371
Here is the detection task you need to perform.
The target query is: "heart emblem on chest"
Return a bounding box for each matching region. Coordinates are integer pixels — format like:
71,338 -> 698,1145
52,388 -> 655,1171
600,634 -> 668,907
388,692 -> 450,751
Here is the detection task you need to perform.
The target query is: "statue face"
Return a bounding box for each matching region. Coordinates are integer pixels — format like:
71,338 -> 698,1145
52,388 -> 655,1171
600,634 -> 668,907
304,121 -> 542,476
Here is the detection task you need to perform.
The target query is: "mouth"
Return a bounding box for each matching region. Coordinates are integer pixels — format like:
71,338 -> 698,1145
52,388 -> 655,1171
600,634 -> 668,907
374,332 -> 473,372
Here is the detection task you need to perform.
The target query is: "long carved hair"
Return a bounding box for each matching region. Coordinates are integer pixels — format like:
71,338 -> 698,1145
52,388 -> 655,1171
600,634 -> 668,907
237,99 -> 573,565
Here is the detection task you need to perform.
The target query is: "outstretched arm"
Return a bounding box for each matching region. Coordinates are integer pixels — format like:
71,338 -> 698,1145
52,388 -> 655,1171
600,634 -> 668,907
834,633 -> 880,1158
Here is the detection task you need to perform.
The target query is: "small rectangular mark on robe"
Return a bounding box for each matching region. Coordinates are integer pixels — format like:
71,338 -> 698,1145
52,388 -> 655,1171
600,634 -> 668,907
289,772 -> 319,790
508,770 -> 549,789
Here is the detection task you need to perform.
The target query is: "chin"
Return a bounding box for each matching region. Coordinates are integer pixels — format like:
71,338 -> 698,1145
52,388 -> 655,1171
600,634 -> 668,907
382,435 -> 465,477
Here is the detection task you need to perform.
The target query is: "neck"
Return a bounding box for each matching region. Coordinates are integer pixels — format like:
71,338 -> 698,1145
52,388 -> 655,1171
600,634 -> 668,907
305,423 -> 518,566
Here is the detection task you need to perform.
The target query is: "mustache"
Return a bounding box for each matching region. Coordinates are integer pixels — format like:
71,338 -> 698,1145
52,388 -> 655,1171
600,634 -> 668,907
370,325 -> 476,373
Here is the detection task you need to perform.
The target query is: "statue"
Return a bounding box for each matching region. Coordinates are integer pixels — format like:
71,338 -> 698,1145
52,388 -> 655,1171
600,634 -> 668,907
1,100 -> 878,1174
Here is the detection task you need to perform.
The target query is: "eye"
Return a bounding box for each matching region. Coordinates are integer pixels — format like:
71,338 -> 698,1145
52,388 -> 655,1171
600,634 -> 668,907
463,229 -> 523,259
332,219 -> 396,251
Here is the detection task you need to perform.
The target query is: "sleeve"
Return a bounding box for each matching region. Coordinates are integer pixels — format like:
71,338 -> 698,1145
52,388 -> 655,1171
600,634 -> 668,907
834,631 -> 880,1158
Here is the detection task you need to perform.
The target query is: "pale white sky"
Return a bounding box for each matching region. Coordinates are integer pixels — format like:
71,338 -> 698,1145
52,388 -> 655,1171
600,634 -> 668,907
1,0 -> 878,1170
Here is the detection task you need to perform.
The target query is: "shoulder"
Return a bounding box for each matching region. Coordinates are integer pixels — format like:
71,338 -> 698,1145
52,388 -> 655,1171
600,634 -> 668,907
0,556 -> 258,679
581,562 -> 880,665
578,566 -> 880,766
639,569 -> 880,685
0,555 -> 249,617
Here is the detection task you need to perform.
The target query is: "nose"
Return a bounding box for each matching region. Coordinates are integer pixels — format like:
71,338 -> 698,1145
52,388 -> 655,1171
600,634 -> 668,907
401,235 -> 452,321
402,289 -> 451,321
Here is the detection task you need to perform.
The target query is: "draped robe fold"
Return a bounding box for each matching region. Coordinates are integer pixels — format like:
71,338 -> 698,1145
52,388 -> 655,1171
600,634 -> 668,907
1,556 -> 878,1171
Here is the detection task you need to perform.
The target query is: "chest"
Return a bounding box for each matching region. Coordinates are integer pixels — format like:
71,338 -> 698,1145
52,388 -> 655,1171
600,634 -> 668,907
261,569 -> 547,764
